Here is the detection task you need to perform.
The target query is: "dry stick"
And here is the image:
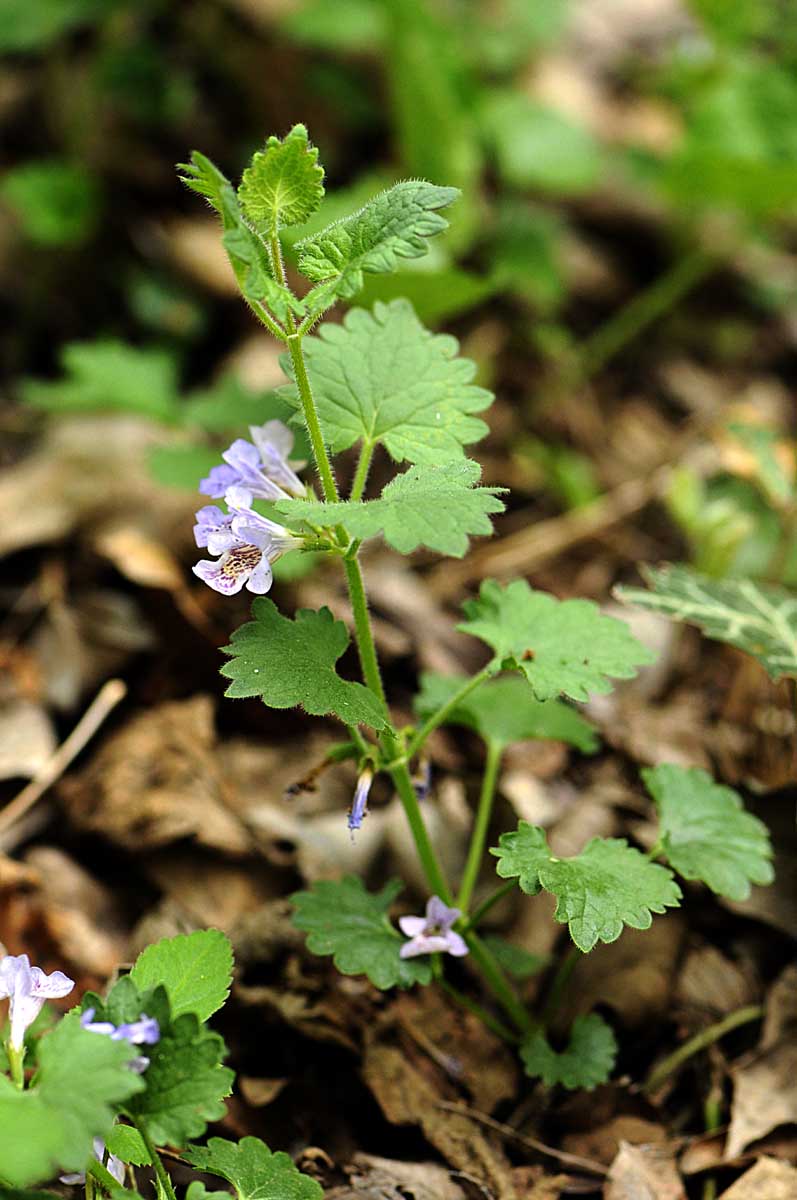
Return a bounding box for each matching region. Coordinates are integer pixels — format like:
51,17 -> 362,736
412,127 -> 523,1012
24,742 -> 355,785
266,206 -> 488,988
0,678 -> 127,836
436,1100 -> 608,1178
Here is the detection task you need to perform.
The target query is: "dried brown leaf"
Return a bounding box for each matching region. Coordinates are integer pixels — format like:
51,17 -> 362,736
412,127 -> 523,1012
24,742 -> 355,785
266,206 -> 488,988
718,1157 -> 797,1200
604,1142 -> 685,1200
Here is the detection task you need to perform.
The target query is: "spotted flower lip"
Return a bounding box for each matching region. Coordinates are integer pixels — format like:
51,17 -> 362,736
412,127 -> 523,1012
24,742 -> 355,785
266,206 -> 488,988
398,896 -> 469,959
0,954 -> 74,1050
199,420 -> 306,507
192,506 -> 300,596
348,767 -> 373,835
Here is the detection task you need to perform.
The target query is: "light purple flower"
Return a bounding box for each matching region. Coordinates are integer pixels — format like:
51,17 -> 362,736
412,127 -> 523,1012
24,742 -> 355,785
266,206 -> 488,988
399,896 -> 468,960
80,1007 -> 160,1074
192,506 -> 300,596
60,1137 -> 125,1186
194,505 -> 237,554
199,421 -> 305,506
348,767 -> 373,835
0,954 -> 74,1050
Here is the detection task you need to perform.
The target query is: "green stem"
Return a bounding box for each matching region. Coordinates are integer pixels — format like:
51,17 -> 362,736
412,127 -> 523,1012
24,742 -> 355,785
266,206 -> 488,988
248,297 -> 286,342
7,1042 -> 24,1089
87,1157 -> 126,1196
349,440 -> 375,502
287,333 -> 339,503
465,930 -> 531,1034
343,555 -> 388,709
390,758 -> 453,904
541,944 -> 581,1027
577,246 -> 716,382
440,979 -> 519,1044
643,1004 -> 763,1094
405,665 -> 495,760
458,740 -> 502,913
465,880 -> 516,930
132,1118 -> 178,1200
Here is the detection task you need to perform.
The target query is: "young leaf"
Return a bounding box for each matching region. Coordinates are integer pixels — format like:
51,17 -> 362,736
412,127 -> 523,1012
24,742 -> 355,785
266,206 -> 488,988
521,1013 -> 617,1090
296,180 -> 459,300
281,299 -> 491,462
459,579 -> 655,702
492,823 -> 682,952
0,1015 -> 144,1187
125,1010 -> 233,1148
276,460 -> 505,557
129,929 -> 233,1023
178,151 -> 301,323
184,1136 -> 322,1200
238,124 -> 324,234
291,876 -> 433,989
220,599 -> 389,730
414,672 -> 599,752
105,1123 -> 151,1166
642,764 -> 774,901
20,340 -> 180,423
617,565 -> 797,680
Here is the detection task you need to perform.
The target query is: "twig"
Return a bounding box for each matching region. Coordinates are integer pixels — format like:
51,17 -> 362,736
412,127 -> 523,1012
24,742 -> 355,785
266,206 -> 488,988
0,679 -> 126,836
435,1099 -> 608,1178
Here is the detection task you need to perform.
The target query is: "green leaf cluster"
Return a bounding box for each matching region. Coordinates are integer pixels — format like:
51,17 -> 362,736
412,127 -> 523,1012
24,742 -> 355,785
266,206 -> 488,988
291,876 -> 433,990
0,1016 -> 144,1187
238,124 -> 325,234
459,579 -> 655,701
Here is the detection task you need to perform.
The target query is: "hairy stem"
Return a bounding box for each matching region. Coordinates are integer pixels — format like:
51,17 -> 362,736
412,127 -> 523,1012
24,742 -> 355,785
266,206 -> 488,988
87,1157 -> 123,1197
643,1004 -> 763,1094
287,333 -> 339,503
343,555 -> 388,709
389,757 -> 453,904
133,1118 -> 178,1200
541,944 -> 581,1027
349,440 -> 375,502
458,740 -> 502,913
406,665 -> 495,760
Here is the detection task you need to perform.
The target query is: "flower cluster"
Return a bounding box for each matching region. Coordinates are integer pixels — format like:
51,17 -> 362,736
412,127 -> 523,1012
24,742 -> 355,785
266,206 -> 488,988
193,421 -> 304,596
80,1007 -> 160,1074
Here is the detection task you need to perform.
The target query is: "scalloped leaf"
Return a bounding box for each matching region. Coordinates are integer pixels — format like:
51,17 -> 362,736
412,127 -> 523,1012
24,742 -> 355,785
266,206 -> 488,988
276,459 -> 505,556
414,672 -> 599,752
291,876 -> 432,989
642,763 -> 774,900
492,823 -> 682,952
459,579 -> 655,702
238,124 -> 324,233
296,179 -> 458,301
129,929 -> 233,1023
521,1014 -> 617,1090
184,1136 -> 322,1200
617,565 -> 797,680
221,599 -> 389,730
281,299 -> 491,463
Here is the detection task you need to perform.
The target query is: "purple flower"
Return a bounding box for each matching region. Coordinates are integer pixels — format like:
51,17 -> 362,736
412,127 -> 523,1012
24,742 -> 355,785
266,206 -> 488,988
399,896 -> 468,960
192,506 -> 300,596
0,954 -> 74,1050
348,767 -> 373,835
61,1138 -> 125,1186
80,1007 -> 160,1074
199,421 -> 305,506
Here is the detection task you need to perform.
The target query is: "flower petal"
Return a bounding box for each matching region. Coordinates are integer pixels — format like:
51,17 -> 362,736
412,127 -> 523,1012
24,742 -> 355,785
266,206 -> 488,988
398,916 -> 427,937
